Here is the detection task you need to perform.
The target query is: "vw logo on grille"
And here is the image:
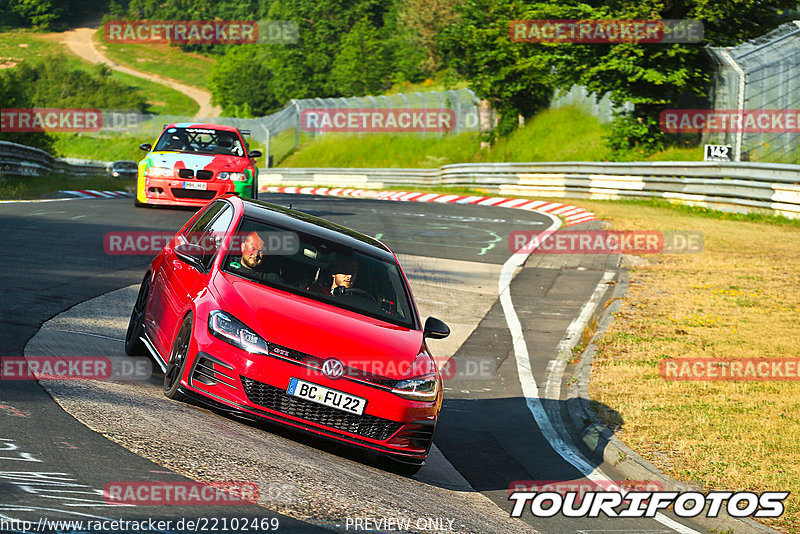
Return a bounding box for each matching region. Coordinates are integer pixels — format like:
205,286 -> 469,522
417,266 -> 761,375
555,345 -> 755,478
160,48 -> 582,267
322,358 -> 345,380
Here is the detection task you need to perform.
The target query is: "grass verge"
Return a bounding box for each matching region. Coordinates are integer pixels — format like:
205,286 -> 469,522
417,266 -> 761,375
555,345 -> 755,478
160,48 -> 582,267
0,29 -> 198,115
279,106 -> 704,167
94,27 -> 214,91
52,133 -> 152,162
0,174 -> 135,200
577,197 -> 800,532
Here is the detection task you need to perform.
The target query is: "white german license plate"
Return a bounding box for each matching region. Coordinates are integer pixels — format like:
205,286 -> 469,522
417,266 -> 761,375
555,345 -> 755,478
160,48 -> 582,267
287,378 -> 366,415
183,181 -> 207,190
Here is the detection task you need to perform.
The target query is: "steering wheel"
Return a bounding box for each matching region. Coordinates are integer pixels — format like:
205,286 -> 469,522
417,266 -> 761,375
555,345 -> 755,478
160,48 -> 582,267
336,287 -> 378,304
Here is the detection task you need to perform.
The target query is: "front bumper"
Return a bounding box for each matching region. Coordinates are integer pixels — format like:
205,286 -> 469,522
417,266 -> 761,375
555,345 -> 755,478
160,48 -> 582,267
139,176 -> 251,206
179,329 -> 439,460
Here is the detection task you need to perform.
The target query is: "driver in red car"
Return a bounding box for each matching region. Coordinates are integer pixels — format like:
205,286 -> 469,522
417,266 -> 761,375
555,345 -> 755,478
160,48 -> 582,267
307,257 -> 358,296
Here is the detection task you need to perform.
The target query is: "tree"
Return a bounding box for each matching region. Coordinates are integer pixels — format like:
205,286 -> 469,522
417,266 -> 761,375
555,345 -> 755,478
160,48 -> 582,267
439,0 -> 556,137
398,0 -> 462,76
330,18 -> 392,96
209,45 -> 279,116
441,0 -> 796,151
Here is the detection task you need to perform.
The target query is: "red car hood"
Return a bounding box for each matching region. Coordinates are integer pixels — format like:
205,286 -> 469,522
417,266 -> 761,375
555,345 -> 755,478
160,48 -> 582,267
213,272 -> 424,380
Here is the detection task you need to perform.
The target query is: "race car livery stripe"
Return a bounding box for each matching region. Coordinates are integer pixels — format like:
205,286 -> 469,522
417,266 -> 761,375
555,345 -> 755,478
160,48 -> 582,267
261,186 -> 597,226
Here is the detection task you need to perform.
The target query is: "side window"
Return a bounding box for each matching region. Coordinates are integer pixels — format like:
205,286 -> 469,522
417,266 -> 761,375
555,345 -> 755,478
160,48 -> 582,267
185,202 -> 225,236
183,202 -> 234,269
200,206 -> 234,269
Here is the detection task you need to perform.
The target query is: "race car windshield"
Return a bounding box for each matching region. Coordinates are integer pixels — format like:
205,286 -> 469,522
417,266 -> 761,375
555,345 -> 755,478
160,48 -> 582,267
222,218 -> 417,330
154,127 -> 246,156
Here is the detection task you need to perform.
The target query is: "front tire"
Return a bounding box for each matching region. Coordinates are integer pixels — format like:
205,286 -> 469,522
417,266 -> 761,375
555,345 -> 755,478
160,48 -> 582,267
124,275 -> 150,355
164,313 -> 192,401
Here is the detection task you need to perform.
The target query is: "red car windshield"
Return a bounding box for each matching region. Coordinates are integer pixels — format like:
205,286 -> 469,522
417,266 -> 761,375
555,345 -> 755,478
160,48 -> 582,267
155,127 -> 246,156
222,218 -> 417,329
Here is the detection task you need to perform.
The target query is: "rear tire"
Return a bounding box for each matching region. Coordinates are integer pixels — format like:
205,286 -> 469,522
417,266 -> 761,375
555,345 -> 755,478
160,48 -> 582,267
164,313 -> 192,401
124,275 -> 150,355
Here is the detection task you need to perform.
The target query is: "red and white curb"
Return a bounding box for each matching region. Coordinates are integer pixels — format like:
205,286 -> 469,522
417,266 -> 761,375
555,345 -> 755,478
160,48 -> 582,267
61,190 -> 133,199
261,186 -> 597,226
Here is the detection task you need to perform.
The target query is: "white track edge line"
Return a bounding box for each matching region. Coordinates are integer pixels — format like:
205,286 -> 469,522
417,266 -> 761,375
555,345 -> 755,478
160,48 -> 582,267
499,213 -> 700,534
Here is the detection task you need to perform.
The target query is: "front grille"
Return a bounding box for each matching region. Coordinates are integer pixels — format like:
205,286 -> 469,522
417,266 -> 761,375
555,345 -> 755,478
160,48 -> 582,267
240,376 -> 402,441
171,188 -> 215,200
177,168 -> 194,178
196,170 -> 213,179
266,343 -> 397,389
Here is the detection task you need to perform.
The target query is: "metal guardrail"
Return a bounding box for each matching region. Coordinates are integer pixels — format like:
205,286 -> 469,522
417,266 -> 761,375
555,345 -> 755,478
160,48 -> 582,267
0,140 -> 110,178
259,162 -> 800,219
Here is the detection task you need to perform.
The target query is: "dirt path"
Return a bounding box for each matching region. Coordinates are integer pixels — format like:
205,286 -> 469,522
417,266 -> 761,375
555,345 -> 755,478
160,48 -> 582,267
59,26 -> 221,118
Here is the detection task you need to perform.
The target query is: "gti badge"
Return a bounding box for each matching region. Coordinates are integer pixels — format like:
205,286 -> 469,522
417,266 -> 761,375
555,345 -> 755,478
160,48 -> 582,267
322,358 -> 345,380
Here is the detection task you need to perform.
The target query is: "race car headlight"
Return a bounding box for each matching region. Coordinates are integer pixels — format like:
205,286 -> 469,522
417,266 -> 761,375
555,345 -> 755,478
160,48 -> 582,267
392,373 -> 438,402
218,172 -> 247,181
146,166 -> 173,178
208,310 -> 269,355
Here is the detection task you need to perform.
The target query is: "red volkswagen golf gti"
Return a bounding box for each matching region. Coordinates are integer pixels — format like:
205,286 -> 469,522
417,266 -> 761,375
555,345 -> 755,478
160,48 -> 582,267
125,194 -> 449,473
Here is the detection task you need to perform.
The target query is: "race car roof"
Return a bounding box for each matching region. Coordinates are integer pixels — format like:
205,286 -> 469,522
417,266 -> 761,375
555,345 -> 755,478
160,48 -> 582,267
238,197 -> 395,262
166,122 -> 242,133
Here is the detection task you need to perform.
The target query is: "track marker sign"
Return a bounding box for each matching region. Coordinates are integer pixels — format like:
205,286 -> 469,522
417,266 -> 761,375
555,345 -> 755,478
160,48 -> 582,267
704,144 -> 732,162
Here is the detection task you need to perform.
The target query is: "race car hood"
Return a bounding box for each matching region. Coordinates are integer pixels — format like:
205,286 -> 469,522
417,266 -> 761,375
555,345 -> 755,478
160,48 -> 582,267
149,152 -> 248,173
213,271 -> 425,380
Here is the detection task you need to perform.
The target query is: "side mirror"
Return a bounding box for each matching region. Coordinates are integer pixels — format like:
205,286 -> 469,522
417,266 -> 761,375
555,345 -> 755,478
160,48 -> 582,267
423,317 -> 450,340
249,150 -> 262,158
139,143 -> 152,152
174,242 -> 206,270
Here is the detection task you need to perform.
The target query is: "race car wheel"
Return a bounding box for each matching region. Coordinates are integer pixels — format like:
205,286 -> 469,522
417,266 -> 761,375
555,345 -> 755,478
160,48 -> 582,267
164,313 -> 192,401
124,275 -> 150,356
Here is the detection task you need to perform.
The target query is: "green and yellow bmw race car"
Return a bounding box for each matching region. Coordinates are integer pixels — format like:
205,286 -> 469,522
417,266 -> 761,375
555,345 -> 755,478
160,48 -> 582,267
136,123 -> 261,207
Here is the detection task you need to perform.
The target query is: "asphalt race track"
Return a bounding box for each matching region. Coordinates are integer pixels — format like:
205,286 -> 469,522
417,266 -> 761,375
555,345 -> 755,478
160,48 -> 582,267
0,194 -> 709,534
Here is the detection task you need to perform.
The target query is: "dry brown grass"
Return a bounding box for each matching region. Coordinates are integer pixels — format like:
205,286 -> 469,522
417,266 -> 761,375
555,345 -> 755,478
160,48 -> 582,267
578,199 -> 800,532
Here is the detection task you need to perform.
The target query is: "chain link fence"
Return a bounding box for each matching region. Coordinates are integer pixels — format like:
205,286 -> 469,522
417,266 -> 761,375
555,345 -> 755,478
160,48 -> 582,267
550,85 -> 633,123
706,21 -> 800,163
93,88 -> 484,166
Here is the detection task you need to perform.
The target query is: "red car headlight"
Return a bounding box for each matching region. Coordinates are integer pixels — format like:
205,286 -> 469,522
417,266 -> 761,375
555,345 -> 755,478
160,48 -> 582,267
208,310 -> 269,355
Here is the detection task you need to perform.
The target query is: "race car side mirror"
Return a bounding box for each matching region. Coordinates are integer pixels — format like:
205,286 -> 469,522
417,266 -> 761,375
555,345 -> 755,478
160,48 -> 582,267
423,317 -> 450,340
139,143 -> 152,152
249,150 -> 262,158
174,242 -> 206,271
